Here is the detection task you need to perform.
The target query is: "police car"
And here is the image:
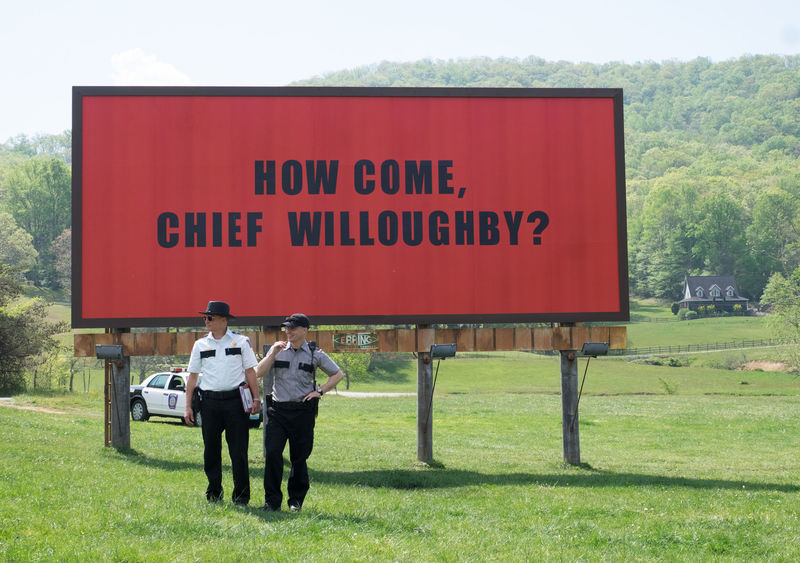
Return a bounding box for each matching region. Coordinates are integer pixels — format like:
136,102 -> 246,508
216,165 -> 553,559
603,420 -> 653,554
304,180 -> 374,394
130,368 -> 262,428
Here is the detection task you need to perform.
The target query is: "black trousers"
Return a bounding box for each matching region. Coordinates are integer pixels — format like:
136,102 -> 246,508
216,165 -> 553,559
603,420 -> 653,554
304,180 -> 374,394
200,395 -> 250,503
264,402 -> 315,508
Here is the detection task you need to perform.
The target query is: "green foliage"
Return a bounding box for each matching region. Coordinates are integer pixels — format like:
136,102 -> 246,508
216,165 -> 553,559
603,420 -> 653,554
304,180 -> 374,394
328,352 -> 372,385
697,351 -> 748,371
760,267 -> 800,373
670,302 -> 679,315
0,210 -> 37,273
3,157 -> 71,288
302,55 -> 800,302
2,58 -> 798,301
51,227 -> 71,294
0,263 -> 68,393
658,377 -> 678,394
0,132 -> 72,163
685,310 -> 698,320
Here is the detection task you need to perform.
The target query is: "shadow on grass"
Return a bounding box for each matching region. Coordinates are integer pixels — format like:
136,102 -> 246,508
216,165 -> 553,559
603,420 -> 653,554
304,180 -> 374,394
114,448 -> 286,480
114,450 -> 798,494
311,466 -> 800,493
368,358 -> 415,384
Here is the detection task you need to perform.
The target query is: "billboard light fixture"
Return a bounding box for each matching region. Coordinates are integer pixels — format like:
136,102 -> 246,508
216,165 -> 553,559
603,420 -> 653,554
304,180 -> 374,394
430,343 -> 457,359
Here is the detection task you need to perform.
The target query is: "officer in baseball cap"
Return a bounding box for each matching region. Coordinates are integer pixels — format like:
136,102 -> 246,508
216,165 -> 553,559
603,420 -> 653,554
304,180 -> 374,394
255,313 -> 344,512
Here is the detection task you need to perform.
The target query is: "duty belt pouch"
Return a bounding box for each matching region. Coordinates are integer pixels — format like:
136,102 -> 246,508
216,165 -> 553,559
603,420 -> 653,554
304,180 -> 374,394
191,387 -> 201,414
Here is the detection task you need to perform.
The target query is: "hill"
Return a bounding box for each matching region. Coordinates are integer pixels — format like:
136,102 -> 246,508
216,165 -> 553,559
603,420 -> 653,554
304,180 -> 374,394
298,55 -> 800,301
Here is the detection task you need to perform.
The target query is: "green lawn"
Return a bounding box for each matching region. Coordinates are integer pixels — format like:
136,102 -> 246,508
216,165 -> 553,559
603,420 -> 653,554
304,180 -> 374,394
2,360 -> 799,561
625,315 -> 770,349
4,298 -> 797,559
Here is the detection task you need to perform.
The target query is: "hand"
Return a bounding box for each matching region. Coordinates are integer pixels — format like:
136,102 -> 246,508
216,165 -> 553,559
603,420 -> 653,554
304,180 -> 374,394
184,408 -> 194,426
302,390 -> 321,402
269,341 -> 288,355
250,399 -> 261,414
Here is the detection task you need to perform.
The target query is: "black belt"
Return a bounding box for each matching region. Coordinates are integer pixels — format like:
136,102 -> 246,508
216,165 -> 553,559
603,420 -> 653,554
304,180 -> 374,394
200,388 -> 239,400
273,400 -> 313,410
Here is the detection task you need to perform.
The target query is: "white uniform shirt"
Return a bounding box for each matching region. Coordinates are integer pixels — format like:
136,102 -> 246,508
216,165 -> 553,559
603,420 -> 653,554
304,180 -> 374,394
187,329 -> 258,391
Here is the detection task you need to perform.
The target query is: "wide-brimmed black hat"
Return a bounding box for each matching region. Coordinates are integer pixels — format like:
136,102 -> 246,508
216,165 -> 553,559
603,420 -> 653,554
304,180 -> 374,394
281,313 -> 310,328
199,301 -> 235,319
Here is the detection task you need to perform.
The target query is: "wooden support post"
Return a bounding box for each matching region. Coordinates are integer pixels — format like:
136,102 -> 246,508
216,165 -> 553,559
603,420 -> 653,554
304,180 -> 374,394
104,358 -> 111,447
110,356 -> 131,449
417,351 -> 434,463
104,328 -> 131,449
560,350 -> 580,465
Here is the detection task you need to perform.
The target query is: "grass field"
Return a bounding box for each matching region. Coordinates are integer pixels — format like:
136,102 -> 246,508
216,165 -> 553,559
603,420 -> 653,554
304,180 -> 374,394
2,354 -> 799,561
3,299 -> 798,560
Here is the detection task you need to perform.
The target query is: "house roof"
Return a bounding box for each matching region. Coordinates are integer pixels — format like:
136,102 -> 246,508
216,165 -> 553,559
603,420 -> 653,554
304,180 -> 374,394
680,275 -> 748,303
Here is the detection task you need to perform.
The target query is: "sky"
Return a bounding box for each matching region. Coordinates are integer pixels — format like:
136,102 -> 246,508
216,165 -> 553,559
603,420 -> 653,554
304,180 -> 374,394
1,0 -> 799,142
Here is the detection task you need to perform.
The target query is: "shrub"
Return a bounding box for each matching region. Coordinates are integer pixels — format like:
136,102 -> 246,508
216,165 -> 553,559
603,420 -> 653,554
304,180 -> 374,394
685,310 -> 699,320
705,352 -> 747,370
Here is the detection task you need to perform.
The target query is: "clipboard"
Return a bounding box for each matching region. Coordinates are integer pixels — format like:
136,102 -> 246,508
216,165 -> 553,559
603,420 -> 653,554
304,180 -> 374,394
239,385 -> 253,412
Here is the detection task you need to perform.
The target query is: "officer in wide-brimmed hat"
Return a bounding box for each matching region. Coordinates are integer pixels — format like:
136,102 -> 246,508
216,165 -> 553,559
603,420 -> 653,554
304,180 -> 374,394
255,313 -> 344,512
184,301 -> 261,505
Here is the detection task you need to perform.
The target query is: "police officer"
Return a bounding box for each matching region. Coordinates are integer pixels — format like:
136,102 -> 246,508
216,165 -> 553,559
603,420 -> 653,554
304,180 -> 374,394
256,313 -> 344,512
184,301 -> 261,505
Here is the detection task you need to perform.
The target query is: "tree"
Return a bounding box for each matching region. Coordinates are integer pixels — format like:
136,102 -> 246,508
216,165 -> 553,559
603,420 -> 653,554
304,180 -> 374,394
760,267 -> 800,375
1,132 -> 71,163
0,263 -> 68,394
747,186 -> 800,282
327,353 -> 371,389
692,193 -> 749,282
0,211 -> 37,275
52,228 -> 71,293
629,183 -> 700,299
4,157 -> 71,287
131,356 -> 173,384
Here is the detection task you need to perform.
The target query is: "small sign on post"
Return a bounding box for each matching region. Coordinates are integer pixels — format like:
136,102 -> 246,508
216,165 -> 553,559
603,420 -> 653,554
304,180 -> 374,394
333,331 -> 379,352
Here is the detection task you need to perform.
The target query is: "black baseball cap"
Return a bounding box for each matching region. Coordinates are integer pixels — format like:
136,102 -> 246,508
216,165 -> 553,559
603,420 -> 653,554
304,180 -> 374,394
281,313 -> 310,328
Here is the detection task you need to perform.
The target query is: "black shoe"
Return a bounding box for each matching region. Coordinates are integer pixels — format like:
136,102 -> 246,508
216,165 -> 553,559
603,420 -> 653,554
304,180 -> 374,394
288,500 -> 302,513
207,487 -> 223,503
259,503 -> 279,512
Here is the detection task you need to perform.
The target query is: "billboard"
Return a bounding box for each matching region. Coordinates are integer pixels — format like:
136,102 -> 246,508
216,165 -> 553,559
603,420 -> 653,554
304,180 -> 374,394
72,87 -> 628,328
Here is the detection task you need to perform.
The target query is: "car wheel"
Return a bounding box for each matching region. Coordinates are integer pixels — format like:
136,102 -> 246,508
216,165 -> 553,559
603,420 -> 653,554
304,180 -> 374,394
131,399 -> 149,421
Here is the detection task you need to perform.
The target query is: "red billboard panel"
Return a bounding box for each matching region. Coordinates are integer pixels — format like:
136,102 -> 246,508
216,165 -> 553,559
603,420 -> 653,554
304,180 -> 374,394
72,87 -> 628,328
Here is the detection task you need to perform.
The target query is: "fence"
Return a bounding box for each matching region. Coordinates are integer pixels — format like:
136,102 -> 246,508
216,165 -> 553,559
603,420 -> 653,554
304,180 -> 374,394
616,338 -> 791,357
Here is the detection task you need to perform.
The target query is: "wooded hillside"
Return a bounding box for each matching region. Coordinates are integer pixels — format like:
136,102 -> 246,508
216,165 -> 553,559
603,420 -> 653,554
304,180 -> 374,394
299,55 -> 800,301
2,55 -> 799,302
